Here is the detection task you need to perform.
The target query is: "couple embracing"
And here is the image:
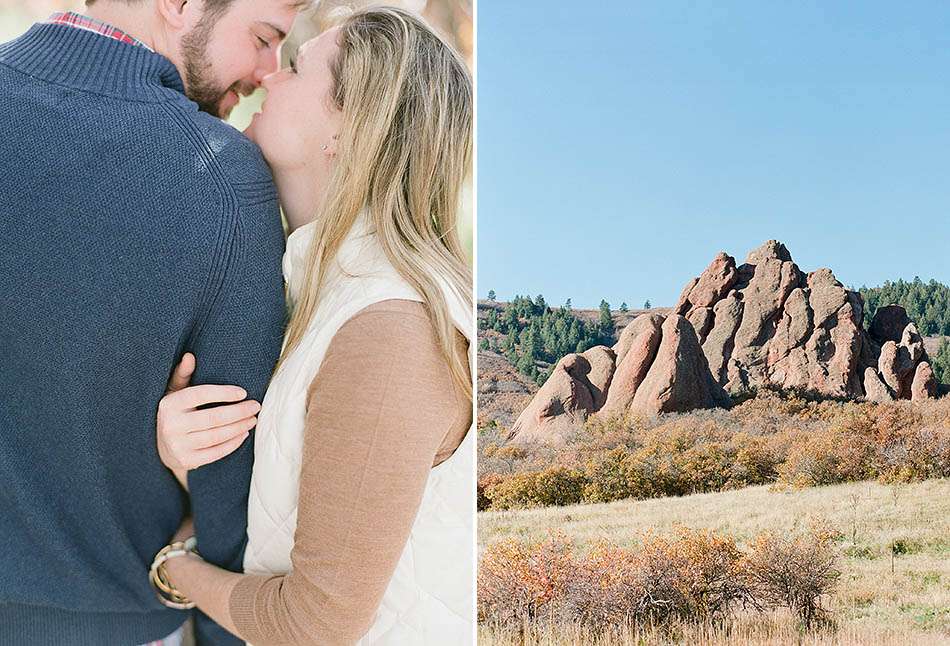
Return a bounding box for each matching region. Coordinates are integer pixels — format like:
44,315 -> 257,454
0,0 -> 473,644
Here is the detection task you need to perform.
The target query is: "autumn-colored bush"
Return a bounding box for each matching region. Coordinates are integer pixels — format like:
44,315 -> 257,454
742,524 -> 841,629
873,420 -> 950,483
730,434 -> 780,486
477,533 -> 575,625
485,467 -> 585,510
582,447 -> 637,503
777,432 -> 844,487
478,473 -> 505,511
476,392 -> 950,511
478,526 -> 839,632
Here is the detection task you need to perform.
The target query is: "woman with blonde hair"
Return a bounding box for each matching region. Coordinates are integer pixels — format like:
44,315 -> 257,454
148,7 -> 473,644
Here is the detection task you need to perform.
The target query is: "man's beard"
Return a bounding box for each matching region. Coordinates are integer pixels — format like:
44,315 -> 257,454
180,13 -> 252,118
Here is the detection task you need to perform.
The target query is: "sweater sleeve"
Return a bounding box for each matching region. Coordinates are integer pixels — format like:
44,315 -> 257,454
227,300 -> 470,645
186,194 -> 287,646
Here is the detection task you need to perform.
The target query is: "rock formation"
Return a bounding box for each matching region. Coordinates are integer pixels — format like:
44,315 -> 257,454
627,315 -> 730,416
506,240 -> 938,445
506,347 -> 614,446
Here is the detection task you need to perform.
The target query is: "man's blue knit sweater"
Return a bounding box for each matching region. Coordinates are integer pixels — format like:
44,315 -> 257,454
0,22 -> 287,645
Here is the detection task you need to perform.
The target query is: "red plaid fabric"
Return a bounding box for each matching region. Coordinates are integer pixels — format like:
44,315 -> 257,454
46,12 -> 152,51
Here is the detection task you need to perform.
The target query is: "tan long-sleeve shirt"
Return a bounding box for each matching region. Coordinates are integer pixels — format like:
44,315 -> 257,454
228,299 -> 471,645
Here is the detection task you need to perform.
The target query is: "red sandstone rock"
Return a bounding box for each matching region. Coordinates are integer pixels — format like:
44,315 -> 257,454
675,252 -> 739,315
629,315 -> 729,416
505,242 -> 939,446
598,314 -> 664,419
863,367 -> 894,402
582,345 -> 616,411
507,354 -> 596,446
911,361 -> 937,402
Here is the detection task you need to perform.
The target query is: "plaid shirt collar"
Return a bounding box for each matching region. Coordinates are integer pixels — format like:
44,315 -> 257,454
46,11 -> 153,52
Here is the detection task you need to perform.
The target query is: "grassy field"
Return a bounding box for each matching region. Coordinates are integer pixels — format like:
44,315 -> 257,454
479,479 -> 950,644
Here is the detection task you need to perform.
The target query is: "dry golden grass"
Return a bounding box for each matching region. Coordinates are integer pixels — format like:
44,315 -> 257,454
479,478 -> 950,644
478,613 -> 946,645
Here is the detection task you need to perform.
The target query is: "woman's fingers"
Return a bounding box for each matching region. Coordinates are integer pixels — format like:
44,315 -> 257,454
163,383 -> 249,412
188,399 -> 261,431
188,431 -> 251,468
166,353 -> 196,394
187,416 -> 258,450
156,381 -> 258,471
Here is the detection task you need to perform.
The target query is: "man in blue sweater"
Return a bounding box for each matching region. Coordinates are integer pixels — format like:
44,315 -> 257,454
0,0 -> 305,643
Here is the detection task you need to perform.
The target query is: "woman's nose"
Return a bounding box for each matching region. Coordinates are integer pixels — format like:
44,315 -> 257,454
260,71 -> 280,90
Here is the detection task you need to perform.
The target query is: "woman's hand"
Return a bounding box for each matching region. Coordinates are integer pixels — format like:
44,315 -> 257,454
158,353 -> 261,487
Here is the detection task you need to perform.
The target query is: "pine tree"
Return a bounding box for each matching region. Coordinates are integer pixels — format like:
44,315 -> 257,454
644,299 -> 651,309
933,337 -> 950,385
487,289 -> 496,301
598,299 -> 614,343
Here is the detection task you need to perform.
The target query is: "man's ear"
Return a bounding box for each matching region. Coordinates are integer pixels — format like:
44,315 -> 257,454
156,0 -> 191,31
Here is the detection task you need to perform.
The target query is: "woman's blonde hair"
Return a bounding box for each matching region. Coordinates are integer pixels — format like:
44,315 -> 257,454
279,6 -> 473,399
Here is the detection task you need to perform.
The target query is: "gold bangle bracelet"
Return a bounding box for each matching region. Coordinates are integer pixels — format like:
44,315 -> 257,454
149,536 -> 199,609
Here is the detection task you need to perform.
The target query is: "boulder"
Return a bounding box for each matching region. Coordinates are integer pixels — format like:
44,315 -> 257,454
767,287 -> 812,387
582,345 -> 616,411
730,241 -> 802,386
630,315 -> 729,415
869,305 -> 911,344
901,322 -> 925,364
687,307 -> 715,343
863,367 -> 894,402
702,290 -> 743,386
599,314 -> 664,419
507,354 -> 596,445
878,341 -> 915,399
911,361 -> 937,402
807,299 -> 863,397
675,252 -> 739,315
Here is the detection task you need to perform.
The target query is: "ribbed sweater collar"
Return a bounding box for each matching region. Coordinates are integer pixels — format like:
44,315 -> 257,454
0,22 -> 185,100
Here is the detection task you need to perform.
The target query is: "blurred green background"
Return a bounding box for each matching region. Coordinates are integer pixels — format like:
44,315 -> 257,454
1,0 -> 473,257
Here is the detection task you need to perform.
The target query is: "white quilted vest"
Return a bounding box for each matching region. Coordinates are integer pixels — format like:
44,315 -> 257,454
243,213 -> 475,645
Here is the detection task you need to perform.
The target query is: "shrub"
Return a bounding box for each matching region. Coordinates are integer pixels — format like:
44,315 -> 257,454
477,473 -> 505,512
624,528 -> 749,623
486,467 -> 586,510
778,430 -> 848,487
477,394 -> 950,511
478,526 -> 838,632
741,524 -> 841,629
477,533 -> 576,625
874,421 -> 950,482
582,447 -> 637,503
730,434 -> 779,486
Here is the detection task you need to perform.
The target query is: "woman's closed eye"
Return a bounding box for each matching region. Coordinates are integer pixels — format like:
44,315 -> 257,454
289,55 -> 298,74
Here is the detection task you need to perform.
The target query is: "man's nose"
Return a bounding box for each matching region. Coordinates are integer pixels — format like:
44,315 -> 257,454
254,49 -> 281,86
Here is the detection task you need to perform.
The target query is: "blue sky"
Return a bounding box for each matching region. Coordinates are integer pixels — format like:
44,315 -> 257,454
477,1 -> 950,308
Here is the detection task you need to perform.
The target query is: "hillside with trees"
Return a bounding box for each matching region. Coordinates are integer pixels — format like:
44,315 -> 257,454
860,277 -> 950,336
477,295 -> 617,384
860,278 -> 950,383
